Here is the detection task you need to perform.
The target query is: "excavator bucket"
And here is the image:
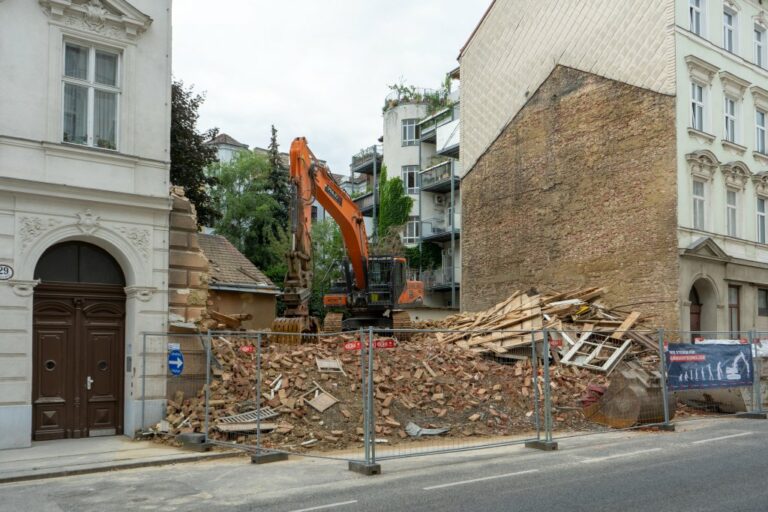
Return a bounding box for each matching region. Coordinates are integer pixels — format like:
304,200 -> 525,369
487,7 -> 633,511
271,316 -> 319,345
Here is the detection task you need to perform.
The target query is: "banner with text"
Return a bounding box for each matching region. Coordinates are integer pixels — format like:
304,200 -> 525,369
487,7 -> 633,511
666,343 -> 753,391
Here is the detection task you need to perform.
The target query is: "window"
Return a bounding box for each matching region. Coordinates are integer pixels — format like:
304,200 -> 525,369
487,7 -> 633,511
758,110 -> 767,153
401,119 -> 418,146
756,27 -> 766,67
693,180 -> 705,230
758,198 -> 766,243
402,165 -> 419,194
724,97 -> 737,142
691,82 -> 705,131
63,42 -> 120,150
729,285 -> 740,338
727,189 -> 738,236
759,289 -> 768,316
404,216 -> 420,244
724,9 -> 737,53
690,0 -> 703,35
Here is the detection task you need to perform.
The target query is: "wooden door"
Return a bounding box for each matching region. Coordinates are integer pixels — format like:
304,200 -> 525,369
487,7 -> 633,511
33,284 -> 125,440
689,287 -> 702,336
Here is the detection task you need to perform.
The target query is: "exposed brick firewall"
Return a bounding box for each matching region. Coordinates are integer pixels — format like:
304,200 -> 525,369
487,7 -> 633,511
461,66 -> 680,330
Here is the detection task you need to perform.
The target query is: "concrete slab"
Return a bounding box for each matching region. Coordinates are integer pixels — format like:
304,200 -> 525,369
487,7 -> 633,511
0,436 -> 241,484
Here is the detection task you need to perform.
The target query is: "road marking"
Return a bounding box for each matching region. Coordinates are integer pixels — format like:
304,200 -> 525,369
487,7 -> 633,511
423,469 -> 539,490
581,448 -> 662,464
288,500 -> 357,512
692,432 -> 753,444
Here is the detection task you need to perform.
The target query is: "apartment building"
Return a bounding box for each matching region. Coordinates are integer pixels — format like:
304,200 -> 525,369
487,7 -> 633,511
0,0 -> 171,448
460,0 -> 768,335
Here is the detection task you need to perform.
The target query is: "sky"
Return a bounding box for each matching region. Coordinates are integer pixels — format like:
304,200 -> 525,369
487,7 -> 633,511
172,1 -> 491,176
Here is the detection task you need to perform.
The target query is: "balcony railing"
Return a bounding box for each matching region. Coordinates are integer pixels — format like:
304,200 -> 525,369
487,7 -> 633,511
420,159 -> 459,190
350,145 -> 383,174
354,191 -> 375,212
420,267 -> 460,289
421,215 -> 461,242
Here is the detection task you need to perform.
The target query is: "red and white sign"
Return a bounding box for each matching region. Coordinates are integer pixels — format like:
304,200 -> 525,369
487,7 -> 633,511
343,341 -> 362,351
239,345 -> 256,354
549,338 -> 563,348
373,338 -> 397,349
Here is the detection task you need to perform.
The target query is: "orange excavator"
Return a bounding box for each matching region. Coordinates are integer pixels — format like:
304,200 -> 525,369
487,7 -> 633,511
271,137 -> 424,341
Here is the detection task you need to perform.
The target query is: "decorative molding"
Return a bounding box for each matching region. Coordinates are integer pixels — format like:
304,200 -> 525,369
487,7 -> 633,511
721,139 -> 748,156
124,285 -> 156,302
755,11 -> 768,31
116,226 -> 151,259
719,71 -> 750,98
754,151 -> 768,166
76,208 -> 101,234
686,150 -> 719,181
721,161 -> 752,190
724,0 -> 741,12
683,237 -> 731,262
753,172 -> 768,196
19,216 -> 62,250
38,0 -> 152,41
8,279 -> 40,297
752,85 -> 768,111
686,55 -> 719,85
687,127 -> 716,145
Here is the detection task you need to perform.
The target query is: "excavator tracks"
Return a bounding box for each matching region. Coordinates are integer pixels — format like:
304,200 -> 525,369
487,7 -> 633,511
391,310 -> 412,341
322,312 -> 344,335
271,316 -> 319,345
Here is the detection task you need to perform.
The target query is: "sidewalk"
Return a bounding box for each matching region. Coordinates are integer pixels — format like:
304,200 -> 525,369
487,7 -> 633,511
0,437 -> 241,484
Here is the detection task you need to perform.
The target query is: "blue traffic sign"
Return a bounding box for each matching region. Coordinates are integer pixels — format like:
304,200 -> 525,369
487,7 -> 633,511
168,349 -> 184,376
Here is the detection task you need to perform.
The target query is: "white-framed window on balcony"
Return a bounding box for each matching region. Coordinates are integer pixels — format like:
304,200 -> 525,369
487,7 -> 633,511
691,82 -> 705,131
758,197 -> 767,243
402,165 -> 419,194
727,189 -> 738,237
757,110 -> 767,154
724,9 -> 737,53
62,42 -> 120,150
693,179 -> 706,230
690,0 -> 703,35
724,96 -> 738,143
756,27 -> 766,67
401,119 -> 418,146
404,216 -> 420,244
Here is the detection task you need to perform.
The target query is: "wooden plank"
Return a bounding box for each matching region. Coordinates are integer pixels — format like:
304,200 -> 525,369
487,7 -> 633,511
610,311 -> 642,340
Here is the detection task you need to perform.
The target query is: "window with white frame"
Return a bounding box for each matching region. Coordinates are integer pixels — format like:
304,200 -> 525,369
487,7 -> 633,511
724,9 -> 737,53
756,27 -> 766,67
691,82 -> 705,131
690,0 -> 703,35
404,216 -> 420,244
63,42 -> 120,150
693,180 -> 706,230
401,119 -> 418,146
724,97 -> 737,142
402,165 -> 419,194
727,189 -> 738,236
757,110 -> 767,153
758,197 -> 767,243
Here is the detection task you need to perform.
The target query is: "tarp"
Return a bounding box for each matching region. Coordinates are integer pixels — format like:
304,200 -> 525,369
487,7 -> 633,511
666,343 -> 753,391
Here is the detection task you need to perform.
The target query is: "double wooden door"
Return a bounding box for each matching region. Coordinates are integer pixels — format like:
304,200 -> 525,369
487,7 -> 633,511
32,283 -> 125,440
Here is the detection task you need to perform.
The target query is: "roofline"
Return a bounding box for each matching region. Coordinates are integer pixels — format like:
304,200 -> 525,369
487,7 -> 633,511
209,283 -> 281,294
458,0 -> 497,60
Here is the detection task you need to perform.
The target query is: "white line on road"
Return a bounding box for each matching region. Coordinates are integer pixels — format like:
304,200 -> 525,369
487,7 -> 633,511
692,432 -> 753,444
423,469 -> 539,490
581,448 -> 662,464
288,500 -> 358,512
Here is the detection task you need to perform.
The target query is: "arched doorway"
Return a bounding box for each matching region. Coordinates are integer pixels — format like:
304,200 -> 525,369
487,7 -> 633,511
689,278 -> 718,337
689,287 -> 701,334
32,242 -> 126,440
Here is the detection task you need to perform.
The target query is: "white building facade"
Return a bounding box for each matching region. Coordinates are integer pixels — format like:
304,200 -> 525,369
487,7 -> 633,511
0,0 -> 171,449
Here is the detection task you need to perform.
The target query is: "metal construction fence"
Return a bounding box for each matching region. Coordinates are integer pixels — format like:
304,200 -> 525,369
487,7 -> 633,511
138,327 -> 768,469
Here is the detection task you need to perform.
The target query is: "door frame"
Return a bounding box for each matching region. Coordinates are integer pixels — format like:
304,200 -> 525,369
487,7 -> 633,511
32,282 -> 126,440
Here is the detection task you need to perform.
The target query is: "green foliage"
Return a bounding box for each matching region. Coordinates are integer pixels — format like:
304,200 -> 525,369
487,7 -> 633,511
383,78 -> 454,115
170,80 -> 220,227
377,165 -> 413,235
210,150 -> 288,284
267,125 -> 291,227
309,219 -> 345,316
405,242 -> 442,271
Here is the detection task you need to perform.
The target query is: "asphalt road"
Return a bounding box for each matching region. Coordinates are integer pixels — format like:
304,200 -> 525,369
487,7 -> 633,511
2,417 -> 767,512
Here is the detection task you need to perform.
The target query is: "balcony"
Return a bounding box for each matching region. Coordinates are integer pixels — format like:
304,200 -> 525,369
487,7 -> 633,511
350,145 -> 383,175
421,215 -> 461,243
436,115 -> 460,158
421,267 -> 460,292
354,191 -> 375,216
419,107 -> 454,143
420,159 -> 461,193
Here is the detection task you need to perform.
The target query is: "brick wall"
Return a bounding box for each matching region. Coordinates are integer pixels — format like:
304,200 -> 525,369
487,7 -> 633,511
461,66 -> 680,331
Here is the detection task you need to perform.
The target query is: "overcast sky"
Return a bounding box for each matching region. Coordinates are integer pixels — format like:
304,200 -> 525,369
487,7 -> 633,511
172,1 -> 491,176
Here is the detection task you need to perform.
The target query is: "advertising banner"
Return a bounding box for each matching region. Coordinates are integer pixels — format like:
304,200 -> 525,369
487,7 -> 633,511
666,343 -> 753,391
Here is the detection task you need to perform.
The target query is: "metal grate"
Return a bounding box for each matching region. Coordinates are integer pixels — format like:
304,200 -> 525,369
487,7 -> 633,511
217,407 -> 279,424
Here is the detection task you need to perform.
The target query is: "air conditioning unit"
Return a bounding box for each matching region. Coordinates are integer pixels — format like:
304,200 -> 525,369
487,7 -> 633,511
433,195 -> 446,206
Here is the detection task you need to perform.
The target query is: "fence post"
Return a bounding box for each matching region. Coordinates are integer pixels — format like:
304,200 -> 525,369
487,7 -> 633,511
256,332 -> 262,452
530,329 -> 540,440
141,333 -> 146,432
350,327 -> 382,474
361,328 -> 369,464
753,330 -> 765,415
525,329 -> 557,451
657,328 -> 673,430
204,332 -> 212,444
368,326 -> 376,465
542,328 -> 553,444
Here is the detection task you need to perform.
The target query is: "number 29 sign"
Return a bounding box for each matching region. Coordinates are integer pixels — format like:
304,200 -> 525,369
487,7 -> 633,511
0,265 -> 13,281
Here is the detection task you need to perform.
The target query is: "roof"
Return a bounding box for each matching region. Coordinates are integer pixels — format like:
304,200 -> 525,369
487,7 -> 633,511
197,234 -> 278,293
207,133 -> 249,149
458,0 -> 497,59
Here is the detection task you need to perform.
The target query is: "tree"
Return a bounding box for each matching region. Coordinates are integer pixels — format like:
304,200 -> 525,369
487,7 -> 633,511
210,150 -> 288,284
267,125 -> 291,227
170,80 -> 220,227
373,165 -> 413,254
309,219 -> 346,316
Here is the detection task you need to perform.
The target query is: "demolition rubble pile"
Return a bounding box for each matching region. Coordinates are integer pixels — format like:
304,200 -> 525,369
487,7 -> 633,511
158,287 -> 669,450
